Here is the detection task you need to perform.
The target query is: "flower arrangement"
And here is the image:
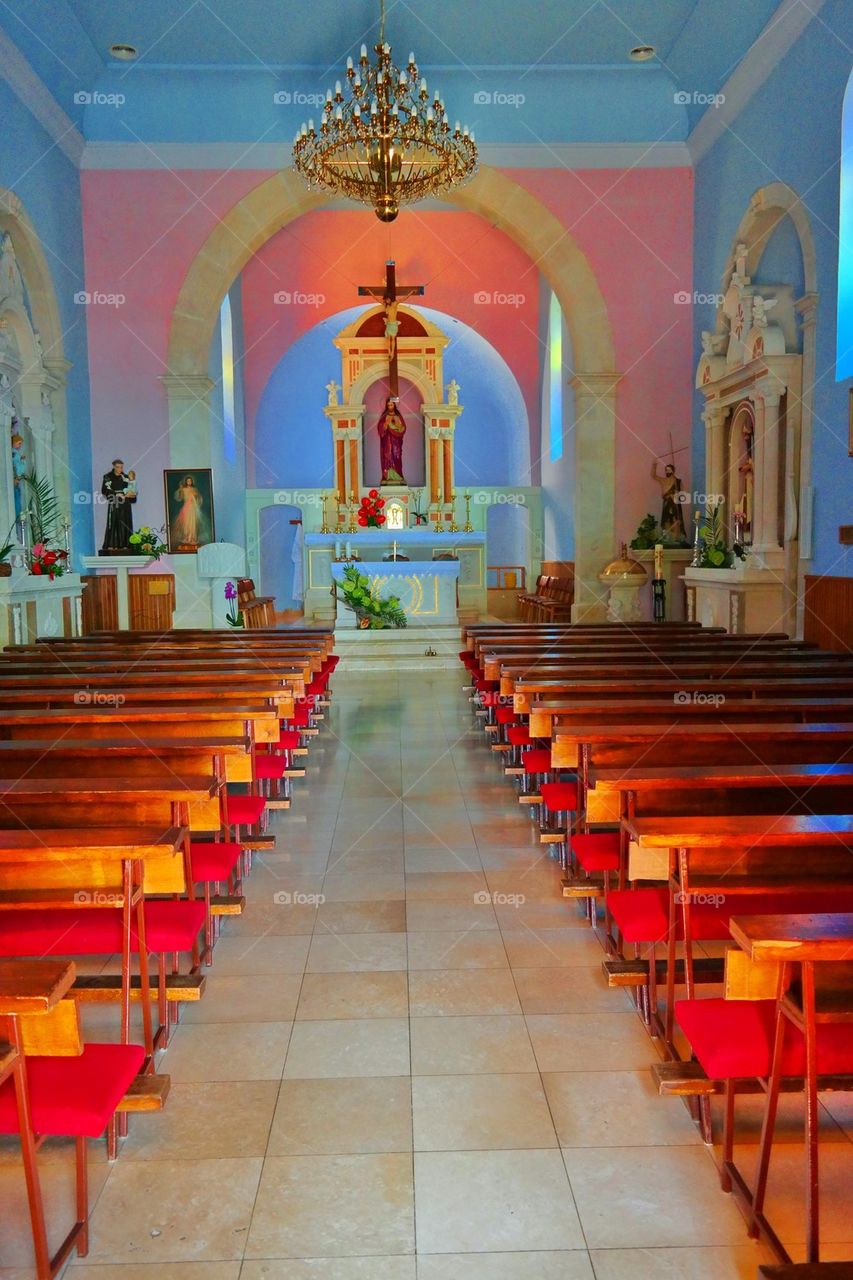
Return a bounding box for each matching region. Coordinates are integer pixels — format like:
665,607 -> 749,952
128,526 -> 168,558
357,489 -> 386,528
336,562 -> 407,629
30,542 -> 69,580
224,580 -> 244,628
694,502 -> 747,569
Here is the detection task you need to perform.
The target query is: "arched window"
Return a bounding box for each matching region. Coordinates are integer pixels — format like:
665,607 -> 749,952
837,69 -> 853,380
547,290 -> 563,461
219,292 -> 237,463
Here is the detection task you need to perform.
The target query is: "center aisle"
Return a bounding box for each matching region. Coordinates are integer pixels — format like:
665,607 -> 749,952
82,671 -> 765,1279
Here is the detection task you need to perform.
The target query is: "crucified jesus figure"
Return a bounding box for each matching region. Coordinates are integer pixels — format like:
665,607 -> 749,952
384,296 -> 399,362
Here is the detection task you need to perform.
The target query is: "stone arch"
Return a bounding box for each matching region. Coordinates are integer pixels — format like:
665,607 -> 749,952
720,181 -> 817,301
0,190 -> 65,364
166,165 -> 619,617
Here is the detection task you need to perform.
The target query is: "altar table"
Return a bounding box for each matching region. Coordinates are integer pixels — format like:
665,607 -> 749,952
331,559 -> 459,627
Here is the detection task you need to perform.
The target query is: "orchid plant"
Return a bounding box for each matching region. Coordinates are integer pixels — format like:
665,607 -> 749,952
224,580 -> 244,628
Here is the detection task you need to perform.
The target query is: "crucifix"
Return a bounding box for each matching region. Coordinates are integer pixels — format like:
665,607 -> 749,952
358,259 -> 424,397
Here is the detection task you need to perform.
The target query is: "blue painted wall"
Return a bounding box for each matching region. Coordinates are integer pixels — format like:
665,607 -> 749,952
0,77 -> 92,559
692,0 -> 852,579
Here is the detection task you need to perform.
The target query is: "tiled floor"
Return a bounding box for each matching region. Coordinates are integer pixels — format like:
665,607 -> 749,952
2,670 -> 852,1278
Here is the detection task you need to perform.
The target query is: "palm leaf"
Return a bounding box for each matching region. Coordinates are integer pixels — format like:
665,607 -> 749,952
22,470 -> 62,545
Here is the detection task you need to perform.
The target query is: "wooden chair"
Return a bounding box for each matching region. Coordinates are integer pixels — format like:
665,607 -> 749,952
236,578 -> 276,628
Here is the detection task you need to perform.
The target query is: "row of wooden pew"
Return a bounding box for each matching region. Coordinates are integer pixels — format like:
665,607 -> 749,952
460,619 -> 853,1279
0,624 -> 338,1277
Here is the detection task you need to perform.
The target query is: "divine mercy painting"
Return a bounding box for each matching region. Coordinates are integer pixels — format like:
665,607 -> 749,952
164,468 -> 216,553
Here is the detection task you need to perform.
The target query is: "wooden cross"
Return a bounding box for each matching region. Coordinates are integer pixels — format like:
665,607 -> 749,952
662,431 -> 690,471
358,259 -> 424,397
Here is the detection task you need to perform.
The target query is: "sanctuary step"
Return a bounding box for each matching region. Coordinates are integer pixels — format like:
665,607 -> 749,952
332,624 -> 464,670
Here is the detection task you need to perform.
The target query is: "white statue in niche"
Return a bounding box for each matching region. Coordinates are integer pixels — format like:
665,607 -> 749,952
446,379 -> 460,406
386,500 -> 406,531
325,380 -> 341,407
751,295 -> 777,328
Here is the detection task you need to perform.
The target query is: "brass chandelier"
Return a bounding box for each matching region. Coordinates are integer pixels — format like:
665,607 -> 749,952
292,0 -> 478,222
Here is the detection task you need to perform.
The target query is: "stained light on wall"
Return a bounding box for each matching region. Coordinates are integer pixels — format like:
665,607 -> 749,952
548,290 -> 563,462
220,293 -> 237,463
838,71 -> 853,381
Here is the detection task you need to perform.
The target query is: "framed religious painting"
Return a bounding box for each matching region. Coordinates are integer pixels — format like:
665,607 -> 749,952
163,468 -> 216,553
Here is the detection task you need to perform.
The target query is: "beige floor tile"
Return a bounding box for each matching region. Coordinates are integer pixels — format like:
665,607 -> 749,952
70,1267 -> 241,1280
542,1071 -> 701,1148
306,931 -> 407,972
245,1153 -> 414,1258
587,1245 -> 772,1280
415,1150 -> 584,1252
321,873 -> 405,902
284,1018 -> 410,1077
501,929 -> 603,969
404,901 -> 498,932
484,871 -> 562,903
526,1013 -> 653,1072
159,1021 -> 292,1081
239,1261 -> 416,1280
405,872 -> 488,902
121,1082 -> 278,1159
222,901 -> 318,936
408,970 -> 521,1016
296,971 -> 409,1019
731,1141 -> 853,1245
512,967 -> 621,1014
315,900 -> 407,934
494,901 -> 587,931
407,932 -> 509,970
563,1146 -> 748,1248
183,973 -> 302,1022
85,1158 -> 263,1262
417,1254 -> 594,1279
413,1074 -> 557,1151
209,935 -> 311,976
410,1015 -> 536,1075
268,1076 -> 412,1155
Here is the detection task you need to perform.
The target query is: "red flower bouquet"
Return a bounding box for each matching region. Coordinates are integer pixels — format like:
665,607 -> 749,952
30,542 -> 69,580
357,489 -> 386,529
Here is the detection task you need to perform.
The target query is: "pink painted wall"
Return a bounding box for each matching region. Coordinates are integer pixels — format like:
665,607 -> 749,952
81,164 -> 693,548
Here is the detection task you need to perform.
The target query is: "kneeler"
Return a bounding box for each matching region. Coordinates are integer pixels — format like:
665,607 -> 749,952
0,962 -> 168,1279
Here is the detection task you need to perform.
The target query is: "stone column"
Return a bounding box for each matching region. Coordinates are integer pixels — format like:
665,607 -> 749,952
752,377 -> 785,559
323,407 -> 364,505
702,404 -> 727,508
569,372 -> 622,622
162,374 -> 216,469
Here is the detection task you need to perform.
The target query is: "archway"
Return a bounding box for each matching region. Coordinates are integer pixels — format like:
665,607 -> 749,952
165,165 -> 619,618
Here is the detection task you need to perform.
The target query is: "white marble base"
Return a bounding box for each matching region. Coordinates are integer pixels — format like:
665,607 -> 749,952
331,559 -> 460,628
0,569 -> 83,644
683,561 -> 789,635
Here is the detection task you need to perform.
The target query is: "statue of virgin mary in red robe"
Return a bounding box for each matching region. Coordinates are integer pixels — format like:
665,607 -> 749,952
377,396 -> 407,485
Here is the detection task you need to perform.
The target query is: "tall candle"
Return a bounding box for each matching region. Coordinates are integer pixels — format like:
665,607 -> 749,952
654,543 -> 663,580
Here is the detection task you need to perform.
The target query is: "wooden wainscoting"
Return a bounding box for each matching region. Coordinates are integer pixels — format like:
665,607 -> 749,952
803,575 -> 853,653
128,574 -> 175,631
81,575 -> 118,633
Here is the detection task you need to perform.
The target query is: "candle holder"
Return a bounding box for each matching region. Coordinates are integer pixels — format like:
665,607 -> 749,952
448,492 -> 459,534
320,492 -> 332,535
433,507 -> 445,534
61,515 -> 72,556
690,510 -> 704,568
462,493 -> 473,533
347,498 -> 358,534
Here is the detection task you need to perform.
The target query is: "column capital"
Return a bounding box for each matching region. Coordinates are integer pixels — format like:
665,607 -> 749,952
702,404 -> 728,429
570,372 -> 623,400
753,374 -> 786,407
41,356 -> 72,386
795,292 -> 820,328
161,373 -> 215,401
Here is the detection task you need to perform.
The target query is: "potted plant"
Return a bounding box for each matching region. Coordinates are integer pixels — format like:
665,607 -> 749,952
695,502 -> 747,569
224,581 -> 244,628
128,526 -> 168,559
335,562 -> 407,629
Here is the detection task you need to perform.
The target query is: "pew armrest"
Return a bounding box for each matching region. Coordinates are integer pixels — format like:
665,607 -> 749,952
0,959 -> 76,1015
117,1073 -> 171,1112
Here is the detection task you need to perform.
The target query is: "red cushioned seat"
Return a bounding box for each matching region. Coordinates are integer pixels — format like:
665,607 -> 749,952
495,707 -> 519,726
0,1043 -> 146,1138
541,781 -> 579,812
226,794 -> 266,826
475,678 -> 499,693
676,998 -> 853,1080
255,754 -> 287,779
274,729 -> 301,749
291,705 -> 312,728
607,888 -> 727,944
522,748 -> 552,773
571,831 -> 620,871
0,901 -> 205,957
459,651 -> 475,665
507,726 -> 532,747
190,840 -> 242,881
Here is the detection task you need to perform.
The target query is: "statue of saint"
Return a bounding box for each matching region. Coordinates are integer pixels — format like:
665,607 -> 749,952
651,459 -> 688,543
10,423 -> 27,519
383,296 -> 400,361
738,420 -> 755,541
101,458 -> 135,552
377,397 -> 407,485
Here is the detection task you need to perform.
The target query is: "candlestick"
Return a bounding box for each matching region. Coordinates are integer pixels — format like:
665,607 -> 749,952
433,507 -> 444,534
462,493 -> 473,533
690,510 -> 703,568
448,491 -> 459,533
320,492 -> 331,534
347,498 -> 358,534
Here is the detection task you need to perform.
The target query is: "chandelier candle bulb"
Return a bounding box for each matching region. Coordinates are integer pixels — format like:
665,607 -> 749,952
347,56 -> 353,70
361,44 -> 368,59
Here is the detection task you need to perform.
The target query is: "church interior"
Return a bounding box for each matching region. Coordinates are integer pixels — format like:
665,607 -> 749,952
0,1 -> 852,1277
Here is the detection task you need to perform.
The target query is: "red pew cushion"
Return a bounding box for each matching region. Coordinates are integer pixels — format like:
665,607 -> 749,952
190,840 -> 242,881
507,726 -> 532,747
0,901 -> 206,957
0,1043 -> 145,1138
541,781 -> 579,812
226,795 -> 266,826
255,755 -> 287,780
676,998 -> 853,1080
571,831 -> 620,871
495,707 -> 519,726
522,749 -> 552,774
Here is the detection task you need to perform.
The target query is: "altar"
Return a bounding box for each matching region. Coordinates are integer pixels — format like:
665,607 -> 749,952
331,558 -> 459,627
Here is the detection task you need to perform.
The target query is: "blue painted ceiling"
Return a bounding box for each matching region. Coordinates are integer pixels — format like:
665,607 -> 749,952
0,0 -> 786,137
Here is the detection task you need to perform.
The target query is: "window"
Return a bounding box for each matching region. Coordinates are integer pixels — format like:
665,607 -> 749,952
548,290 -> 563,461
837,68 -> 853,381
220,293 -> 237,462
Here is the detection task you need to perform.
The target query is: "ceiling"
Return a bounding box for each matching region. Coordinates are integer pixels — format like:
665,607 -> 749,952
0,0 -> 788,139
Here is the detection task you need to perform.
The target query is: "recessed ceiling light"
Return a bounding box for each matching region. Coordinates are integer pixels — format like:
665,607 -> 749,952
109,43 -> 138,61
629,45 -> 656,62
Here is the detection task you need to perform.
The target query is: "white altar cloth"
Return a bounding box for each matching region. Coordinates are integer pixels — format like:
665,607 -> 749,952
331,559 -> 459,627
